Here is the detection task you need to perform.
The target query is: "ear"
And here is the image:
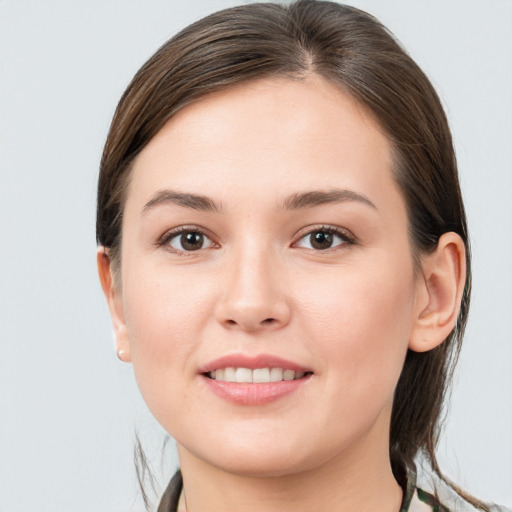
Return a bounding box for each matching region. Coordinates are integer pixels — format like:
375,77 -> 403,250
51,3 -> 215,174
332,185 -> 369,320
409,232 -> 467,353
97,247 -> 132,362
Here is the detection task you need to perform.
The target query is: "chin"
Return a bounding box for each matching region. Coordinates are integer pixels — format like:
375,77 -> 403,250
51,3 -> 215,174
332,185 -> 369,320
182,433 -> 332,479
209,453 -> 313,478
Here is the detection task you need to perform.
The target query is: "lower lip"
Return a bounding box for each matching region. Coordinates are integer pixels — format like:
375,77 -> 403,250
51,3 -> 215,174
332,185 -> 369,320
202,374 -> 312,405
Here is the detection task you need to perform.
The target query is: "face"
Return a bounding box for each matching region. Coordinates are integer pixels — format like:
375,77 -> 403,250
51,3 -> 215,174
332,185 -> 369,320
110,76 -> 424,477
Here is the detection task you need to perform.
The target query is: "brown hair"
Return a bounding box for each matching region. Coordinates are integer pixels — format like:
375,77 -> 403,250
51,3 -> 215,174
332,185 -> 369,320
97,0 -> 477,507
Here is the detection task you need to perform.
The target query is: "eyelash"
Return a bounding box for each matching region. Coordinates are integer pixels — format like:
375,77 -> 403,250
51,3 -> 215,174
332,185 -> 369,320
157,225 -> 356,254
293,225 -> 356,252
157,226 -> 217,255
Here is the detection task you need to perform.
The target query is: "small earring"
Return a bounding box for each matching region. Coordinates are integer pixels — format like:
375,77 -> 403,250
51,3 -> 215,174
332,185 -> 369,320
117,348 -> 127,361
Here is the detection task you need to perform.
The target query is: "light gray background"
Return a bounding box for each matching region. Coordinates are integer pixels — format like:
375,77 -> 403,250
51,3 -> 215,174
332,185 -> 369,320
1,1 -> 511,511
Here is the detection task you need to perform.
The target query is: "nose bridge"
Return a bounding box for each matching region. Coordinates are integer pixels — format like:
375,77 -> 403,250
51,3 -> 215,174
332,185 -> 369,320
216,236 -> 290,331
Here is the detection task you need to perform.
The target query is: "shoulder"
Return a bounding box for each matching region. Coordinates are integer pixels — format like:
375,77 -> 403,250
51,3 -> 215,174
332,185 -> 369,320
402,467 -> 449,512
407,485 -> 510,512
410,465 -> 511,512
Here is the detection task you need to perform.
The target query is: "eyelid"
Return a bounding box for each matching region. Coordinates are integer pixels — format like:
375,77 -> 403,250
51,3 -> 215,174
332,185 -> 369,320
155,223 -> 355,253
156,225 -> 219,252
292,225 -> 356,249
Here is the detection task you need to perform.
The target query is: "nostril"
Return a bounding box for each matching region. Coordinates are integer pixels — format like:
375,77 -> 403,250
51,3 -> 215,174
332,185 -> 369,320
262,318 -> 276,324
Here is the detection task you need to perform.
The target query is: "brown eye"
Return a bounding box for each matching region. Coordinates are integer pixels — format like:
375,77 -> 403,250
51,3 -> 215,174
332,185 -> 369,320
295,228 -> 350,251
310,231 -> 334,250
168,230 -> 213,252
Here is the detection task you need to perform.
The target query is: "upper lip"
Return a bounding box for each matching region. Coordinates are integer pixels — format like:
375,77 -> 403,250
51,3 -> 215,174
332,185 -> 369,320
199,353 -> 312,374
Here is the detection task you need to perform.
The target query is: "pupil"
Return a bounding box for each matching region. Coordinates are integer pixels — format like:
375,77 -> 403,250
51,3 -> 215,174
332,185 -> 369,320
311,231 -> 333,250
181,232 -> 203,251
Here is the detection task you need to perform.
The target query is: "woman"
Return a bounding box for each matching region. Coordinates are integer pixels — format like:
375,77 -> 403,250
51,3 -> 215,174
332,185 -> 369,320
96,1 -> 507,511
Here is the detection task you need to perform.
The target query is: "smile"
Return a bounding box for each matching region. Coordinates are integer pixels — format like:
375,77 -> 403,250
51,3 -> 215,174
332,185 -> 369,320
207,367 -> 310,383
200,354 -> 314,404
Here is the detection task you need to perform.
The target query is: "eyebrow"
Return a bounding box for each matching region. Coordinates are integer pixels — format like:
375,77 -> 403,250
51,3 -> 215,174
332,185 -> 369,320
280,189 -> 377,211
143,189 -> 222,214
142,187 -> 376,215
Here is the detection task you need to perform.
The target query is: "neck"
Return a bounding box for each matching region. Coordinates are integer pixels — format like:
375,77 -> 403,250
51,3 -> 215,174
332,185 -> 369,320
176,414 -> 403,512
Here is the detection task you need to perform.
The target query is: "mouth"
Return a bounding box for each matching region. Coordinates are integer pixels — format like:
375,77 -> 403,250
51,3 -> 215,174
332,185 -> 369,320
199,354 -> 314,404
204,367 -> 313,383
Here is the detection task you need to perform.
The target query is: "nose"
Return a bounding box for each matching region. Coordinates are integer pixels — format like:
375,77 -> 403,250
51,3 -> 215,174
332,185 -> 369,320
215,245 -> 291,332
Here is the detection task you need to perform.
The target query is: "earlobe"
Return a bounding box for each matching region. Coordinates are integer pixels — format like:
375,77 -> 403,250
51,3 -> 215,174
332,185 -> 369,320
409,232 -> 466,353
97,247 -> 132,362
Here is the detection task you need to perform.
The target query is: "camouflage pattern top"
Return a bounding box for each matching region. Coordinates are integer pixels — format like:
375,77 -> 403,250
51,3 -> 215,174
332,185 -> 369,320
400,468 -> 448,512
157,467 -> 502,512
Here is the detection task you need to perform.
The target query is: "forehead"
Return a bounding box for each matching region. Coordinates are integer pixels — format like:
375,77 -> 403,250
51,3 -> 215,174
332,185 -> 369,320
127,75 -> 398,212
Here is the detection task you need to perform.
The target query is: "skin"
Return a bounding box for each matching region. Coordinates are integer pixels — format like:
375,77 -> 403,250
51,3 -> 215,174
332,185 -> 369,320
98,76 -> 466,512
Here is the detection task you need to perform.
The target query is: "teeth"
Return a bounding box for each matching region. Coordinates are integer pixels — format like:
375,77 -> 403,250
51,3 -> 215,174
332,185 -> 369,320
253,368 -> 270,383
283,369 -> 295,381
224,367 -> 236,382
207,367 -> 308,383
270,368 -> 283,382
235,367 -> 252,383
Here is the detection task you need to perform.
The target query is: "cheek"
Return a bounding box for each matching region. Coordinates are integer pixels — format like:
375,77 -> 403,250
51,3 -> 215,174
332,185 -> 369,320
295,253 -> 416,409
123,260 -> 215,341
121,264 -> 217,415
